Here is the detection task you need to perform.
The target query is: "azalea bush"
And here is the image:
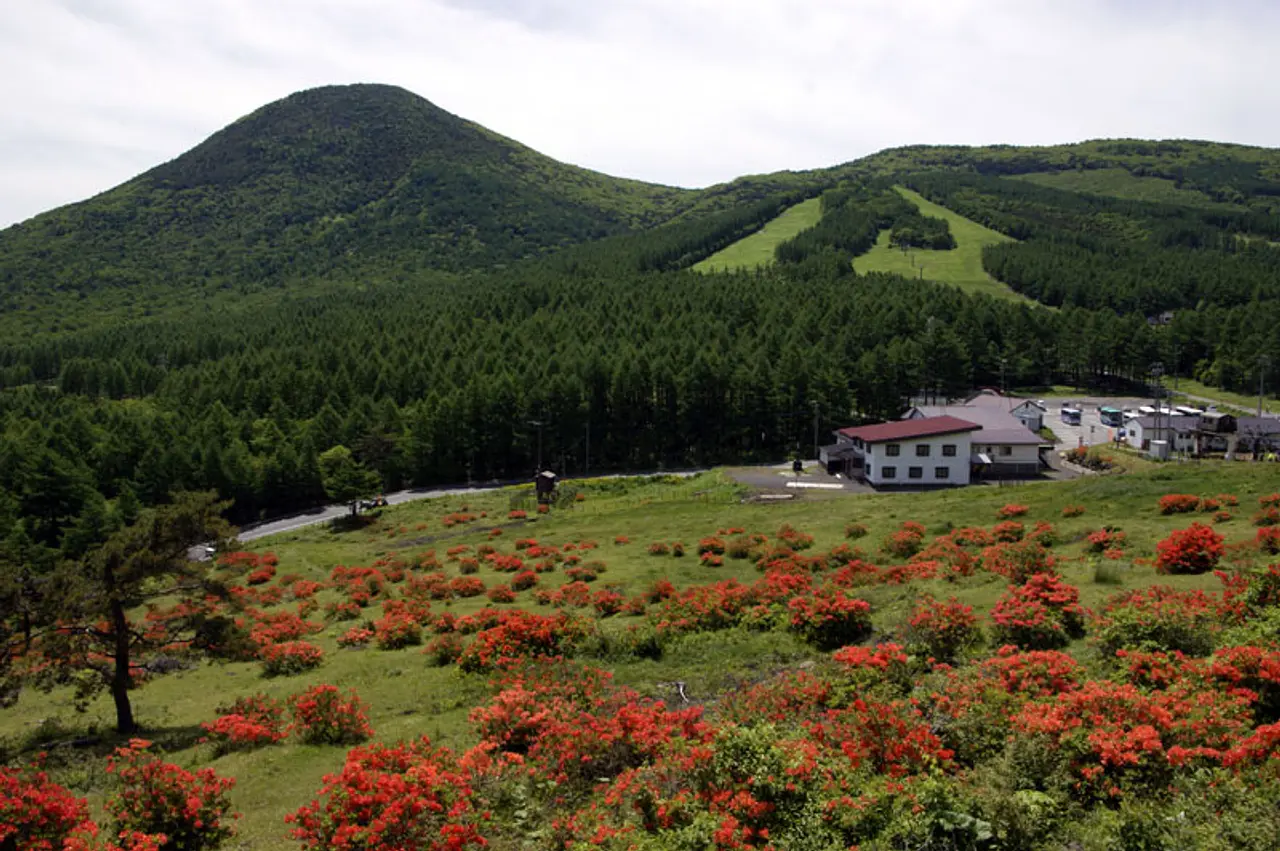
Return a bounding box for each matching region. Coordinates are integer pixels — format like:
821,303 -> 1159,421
991,573 -> 1086,650
202,694 -> 288,754
1093,586 -> 1219,657
1155,523 -> 1225,574
290,685 -> 375,745
0,763 -> 94,850
105,739 -> 237,850
1159,493 -> 1202,515
787,588 -> 872,649
905,595 -> 981,662
286,737 -> 487,851
259,640 -> 324,677
997,503 -> 1030,519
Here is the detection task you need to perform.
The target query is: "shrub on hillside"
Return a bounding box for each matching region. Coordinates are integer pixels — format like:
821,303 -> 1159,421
1093,586 -> 1219,657
259,641 -> 324,677
201,694 -> 287,755
286,737 -> 486,851
1155,523 -> 1224,574
991,573 -> 1086,650
787,589 -> 872,650
1061,504 -> 1086,518
289,685 -> 374,745
993,520 -> 1025,542
105,739 -> 237,850
0,764 -> 94,850
905,595 -> 981,662
1255,507 -> 1280,527
881,521 -> 926,559
997,503 -> 1030,519
1159,494 -> 1202,515
845,522 -> 869,540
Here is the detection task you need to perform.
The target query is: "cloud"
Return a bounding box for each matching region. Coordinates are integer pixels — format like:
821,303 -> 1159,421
0,0 -> 1277,226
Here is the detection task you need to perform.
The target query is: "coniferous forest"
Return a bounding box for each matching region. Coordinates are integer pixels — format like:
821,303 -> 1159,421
2,83 -> 1280,561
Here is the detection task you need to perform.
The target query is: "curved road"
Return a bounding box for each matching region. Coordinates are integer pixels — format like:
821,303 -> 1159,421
231,470 -> 706,545
236,484 -> 500,542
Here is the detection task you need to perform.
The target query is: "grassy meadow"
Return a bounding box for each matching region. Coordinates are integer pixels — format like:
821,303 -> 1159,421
853,186 -> 1032,303
5,462 -> 1280,847
1009,167 -> 1238,209
692,196 -> 823,272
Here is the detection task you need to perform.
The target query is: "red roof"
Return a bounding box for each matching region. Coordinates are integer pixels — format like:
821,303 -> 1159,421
838,415 -> 981,444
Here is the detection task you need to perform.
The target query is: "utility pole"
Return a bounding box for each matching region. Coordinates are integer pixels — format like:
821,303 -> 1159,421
999,355 -> 1008,395
810,400 -> 820,460
527,418 -> 546,474
1150,362 -> 1164,452
1258,355 -> 1271,418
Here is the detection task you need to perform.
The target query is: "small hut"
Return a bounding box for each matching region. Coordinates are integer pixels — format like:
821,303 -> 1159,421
535,470 -> 558,503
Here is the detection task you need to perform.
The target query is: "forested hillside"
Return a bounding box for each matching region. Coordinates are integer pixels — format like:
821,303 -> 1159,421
0,84 -> 822,333
2,83 -> 1280,572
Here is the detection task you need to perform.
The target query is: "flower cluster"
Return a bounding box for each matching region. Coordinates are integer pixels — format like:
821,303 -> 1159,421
105,739 -> 237,850
991,573 -> 1086,650
289,685 -> 375,745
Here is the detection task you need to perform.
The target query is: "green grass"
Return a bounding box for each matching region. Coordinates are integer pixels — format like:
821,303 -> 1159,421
1009,168 -> 1239,209
692,196 -> 823,272
7,464 -> 1280,847
1170,378 -> 1279,416
853,186 -> 1033,303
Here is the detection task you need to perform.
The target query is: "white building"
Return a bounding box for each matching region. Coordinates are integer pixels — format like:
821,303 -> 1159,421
1126,414 -> 1199,453
903,392 -> 1047,477
834,416 -> 981,487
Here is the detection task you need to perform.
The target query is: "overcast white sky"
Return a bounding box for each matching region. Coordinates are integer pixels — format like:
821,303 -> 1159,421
1,0 -> 1276,227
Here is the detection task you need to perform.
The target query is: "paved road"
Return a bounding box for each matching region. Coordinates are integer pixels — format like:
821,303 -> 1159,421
235,484 -> 501,542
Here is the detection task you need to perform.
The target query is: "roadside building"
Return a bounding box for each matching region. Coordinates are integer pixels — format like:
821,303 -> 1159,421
824,416 -> 981,486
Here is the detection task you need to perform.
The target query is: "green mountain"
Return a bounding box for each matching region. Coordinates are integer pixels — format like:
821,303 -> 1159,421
0,83 -> 818,331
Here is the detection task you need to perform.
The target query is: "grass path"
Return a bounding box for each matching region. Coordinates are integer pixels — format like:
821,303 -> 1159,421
693,196 -> 822,272
854,186 -> 1033,304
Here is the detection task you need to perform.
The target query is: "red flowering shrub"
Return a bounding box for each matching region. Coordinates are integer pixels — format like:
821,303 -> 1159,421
980,539 -> 1055,583
613,535 -> 630,546
997,503 -> 1030,519
1254,507 -> 1280,527
1257,526 -> 1280,555
592,589 -> 626,617
202,694 -> 287,754
373,610 -> 422,649
880,521 -> 926,559
1260,493 -> 1280,508
1013,679 -> 1250,798
1093,586 -> 1219,657
105,739 -> 237,850
337,626 -> 374,648
449,576 -> 486,598
456,610 -> 591,673
787,589 -> 872,650
844,522 -> 868,539
1214,510 -> 1233,523
286,737 -> 487,851
831,642 -> 913,692
808,697 -> 953,777
0,763 -> 94,850
249,610 -> 323,649
647,541 -> 670,556
991,573 -> 1086,650
1210,645 -> 1280,721
905,595 -> 981,662
992,520 -> 1025,542
697,536 -> 726,556
423,633 -> 465,666
984,646 -> 1082,697
486,585 -> 516,604
776,523 -> 814,550
290,685 -> 374,745
1155,523 -> 1224,574
1159,493 -> 1202,515
1061,504 -> 1086,518
699,552 -> 724,567
259,641 -> 324,677
510,570 -> 538,591
1085,528 -> 1127,553
508,509 -> 528,520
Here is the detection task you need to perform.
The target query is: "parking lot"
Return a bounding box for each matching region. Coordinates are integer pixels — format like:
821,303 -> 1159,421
1040,395 -> 1165,450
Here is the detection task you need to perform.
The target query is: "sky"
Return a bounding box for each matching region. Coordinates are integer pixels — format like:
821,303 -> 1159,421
1,0 -> 1277,227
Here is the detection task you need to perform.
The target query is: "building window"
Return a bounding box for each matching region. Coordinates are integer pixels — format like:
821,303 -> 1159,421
908,466 -> 923,479
865,465 -> 871,477
1000,446 -> 1013,457
882,466 -> 897,479
915,444 -> 930,457
942,444 -> 957,457
935,466 -> 949,479
885,444 -> 901,457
